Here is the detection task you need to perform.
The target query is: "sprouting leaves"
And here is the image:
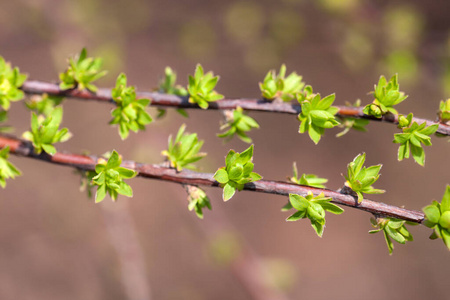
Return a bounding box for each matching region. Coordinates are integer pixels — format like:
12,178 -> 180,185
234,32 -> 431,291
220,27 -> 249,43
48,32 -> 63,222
185,185 -> 212,219
187,64 -> 224,109
217,107 -> 259,143
25,94 -> 64,116
422,185 -> 450,251
22,107 -> 72,155
213,145 -> 262,201
363,74 -> 408,118
336,100 -> 370,137
161,124 -> 206,171
393,113 -> 438,166
288,162 -> 327,188
0,146 -> 21,188
438,99 -> 450,124
369,217 -> 414,255
110,73 -> 153,140
297,92 -> 340,144
157,67 -> 189,118
285,192 -> 344,237
91,150 -> 137,203
0,56 -> 27,110
259,64 -> 305,102
59,48 -> 107,92
343,153 -> 385,203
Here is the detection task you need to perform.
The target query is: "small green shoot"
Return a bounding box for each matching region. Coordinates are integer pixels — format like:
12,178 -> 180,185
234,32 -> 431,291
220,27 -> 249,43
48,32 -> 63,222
59,48 -> 107,92
25,94 -> 64,116
161,124 -> 206,171
0,146 -> 21,188
369,217 -> 414,255
213,145 -> 262,201
218,107 -> 259,143
288,162 -> 328,188
187,64 -> 223,109
343,153 -> 385,203
438,99 -> 450,123
185,185 -> 212,219
158,67 -> 189,118
0,56 -> 27,110
259,64 -> 305,102
92,150 -> 137,203
22,107 -> 72,155
336,100 -> 370,137
423,185 -> 450,251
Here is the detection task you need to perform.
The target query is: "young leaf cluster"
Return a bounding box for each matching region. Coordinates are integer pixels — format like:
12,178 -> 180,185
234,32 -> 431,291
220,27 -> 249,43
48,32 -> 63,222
393,113 -> 438,166
0,146 -> 21,188
344,153 -> 384,203
22,107 -> 72,155
187,64 -> 223,109
422,185 -> 450,250
0,56 -> 27,110
336,100 -> 370,137
363,74 -> 407,118
288,162 -> 327,188
285,192 -> 344,237
59,48 -> 107,92
369,218 -> 414,255
25,94 -> 64,116
110,73 -> 153,140
159,67 -> 188,97
439,99 -> 450,123
185,185 -> 212,219
298,93 -> 339,144
218,107 -> 259,143
92,150 -> 137,203
259,64 -> 304,102
213,145 -> 262,201
161,124 -> 206,171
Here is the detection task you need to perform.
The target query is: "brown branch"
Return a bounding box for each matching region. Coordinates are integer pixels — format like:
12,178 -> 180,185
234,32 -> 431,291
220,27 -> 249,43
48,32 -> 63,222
0,133 -> 425,223
21,80 -> 450,136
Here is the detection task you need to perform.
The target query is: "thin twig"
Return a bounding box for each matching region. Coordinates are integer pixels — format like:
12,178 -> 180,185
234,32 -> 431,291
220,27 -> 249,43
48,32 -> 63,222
20,80 -> 450,136
0,134 -> 425,223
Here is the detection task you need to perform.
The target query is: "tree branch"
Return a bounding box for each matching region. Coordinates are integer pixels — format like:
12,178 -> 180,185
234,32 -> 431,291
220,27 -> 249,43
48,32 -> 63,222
20,80 -> 450,136
0,133 -> 425,223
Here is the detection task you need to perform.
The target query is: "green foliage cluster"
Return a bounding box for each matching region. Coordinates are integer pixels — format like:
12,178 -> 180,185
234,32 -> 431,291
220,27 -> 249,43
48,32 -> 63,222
110,73 -> 153,140
213,145 -> 262,201
297,92 -> 340,144
344,153 -> 385,203
161,124 -> 206,171
423,186 -> 450,250
157,67 -> 189,118
187,64 -> 224,109
0,56 -> 27,110
363,74 -> 408,118
439,99 -> 450,123
186,185 -> 212,219
59,48 -> 107,92
336,100 -> 370,137
259,64 -> 304,101
393,113 -> 438,166
288,162 -> 327,188
22,107 -> 72,155
0,146 -> 21,188
284,192 -> 344,237
218,107 -> 259,143
25,94 -> 64,116
369,218 -> 414,254
92,150 -> 137,203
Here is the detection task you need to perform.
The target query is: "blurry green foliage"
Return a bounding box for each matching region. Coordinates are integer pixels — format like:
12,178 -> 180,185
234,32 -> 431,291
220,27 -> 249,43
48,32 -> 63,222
180,19 -> 216,60
224,1 -> 264,44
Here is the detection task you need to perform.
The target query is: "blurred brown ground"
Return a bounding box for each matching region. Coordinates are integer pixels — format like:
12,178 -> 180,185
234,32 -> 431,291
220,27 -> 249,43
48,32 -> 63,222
0,0 -> 449,299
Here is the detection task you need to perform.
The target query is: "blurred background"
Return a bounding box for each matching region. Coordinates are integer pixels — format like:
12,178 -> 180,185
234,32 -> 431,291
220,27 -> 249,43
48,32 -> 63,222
0,0 -> 449,299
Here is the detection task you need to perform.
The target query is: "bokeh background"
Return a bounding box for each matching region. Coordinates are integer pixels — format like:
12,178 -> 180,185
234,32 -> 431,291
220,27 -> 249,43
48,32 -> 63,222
1,0 -> 449,299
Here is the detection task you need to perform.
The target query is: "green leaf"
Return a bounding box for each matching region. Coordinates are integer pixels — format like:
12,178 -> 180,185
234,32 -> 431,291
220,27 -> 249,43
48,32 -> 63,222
286,210 -> 306,221
95,184 -> 107,203
223,182 -> 236,201
214,168 -> 229,184
289,194 -> 309,211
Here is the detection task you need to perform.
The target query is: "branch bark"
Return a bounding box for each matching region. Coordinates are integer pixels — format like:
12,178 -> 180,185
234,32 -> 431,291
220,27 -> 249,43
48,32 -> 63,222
0,133 -> 425,223
20,80 -> 450,136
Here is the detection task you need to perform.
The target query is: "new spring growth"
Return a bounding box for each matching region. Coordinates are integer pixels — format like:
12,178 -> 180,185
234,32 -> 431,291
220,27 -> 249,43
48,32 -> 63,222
288,162 -> 328,188
343,153 -> 385,203
336,100 -> 370,137
259,64 -> 305,102
423,185 -> 450,250
0,56 -> 27,110
92,150 -> 137,203
393,113 -> 438,166
439,99 -> 450,124
185,185 -> 212,219
369,217 -> 414,255
363,74 -> 408,118
59,48 -> 107,92
213,145 -> 262,201
285,192 -> 344,237
217,106 -> 260,143
0,146 -> 21,188
187,64 -> 224,109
